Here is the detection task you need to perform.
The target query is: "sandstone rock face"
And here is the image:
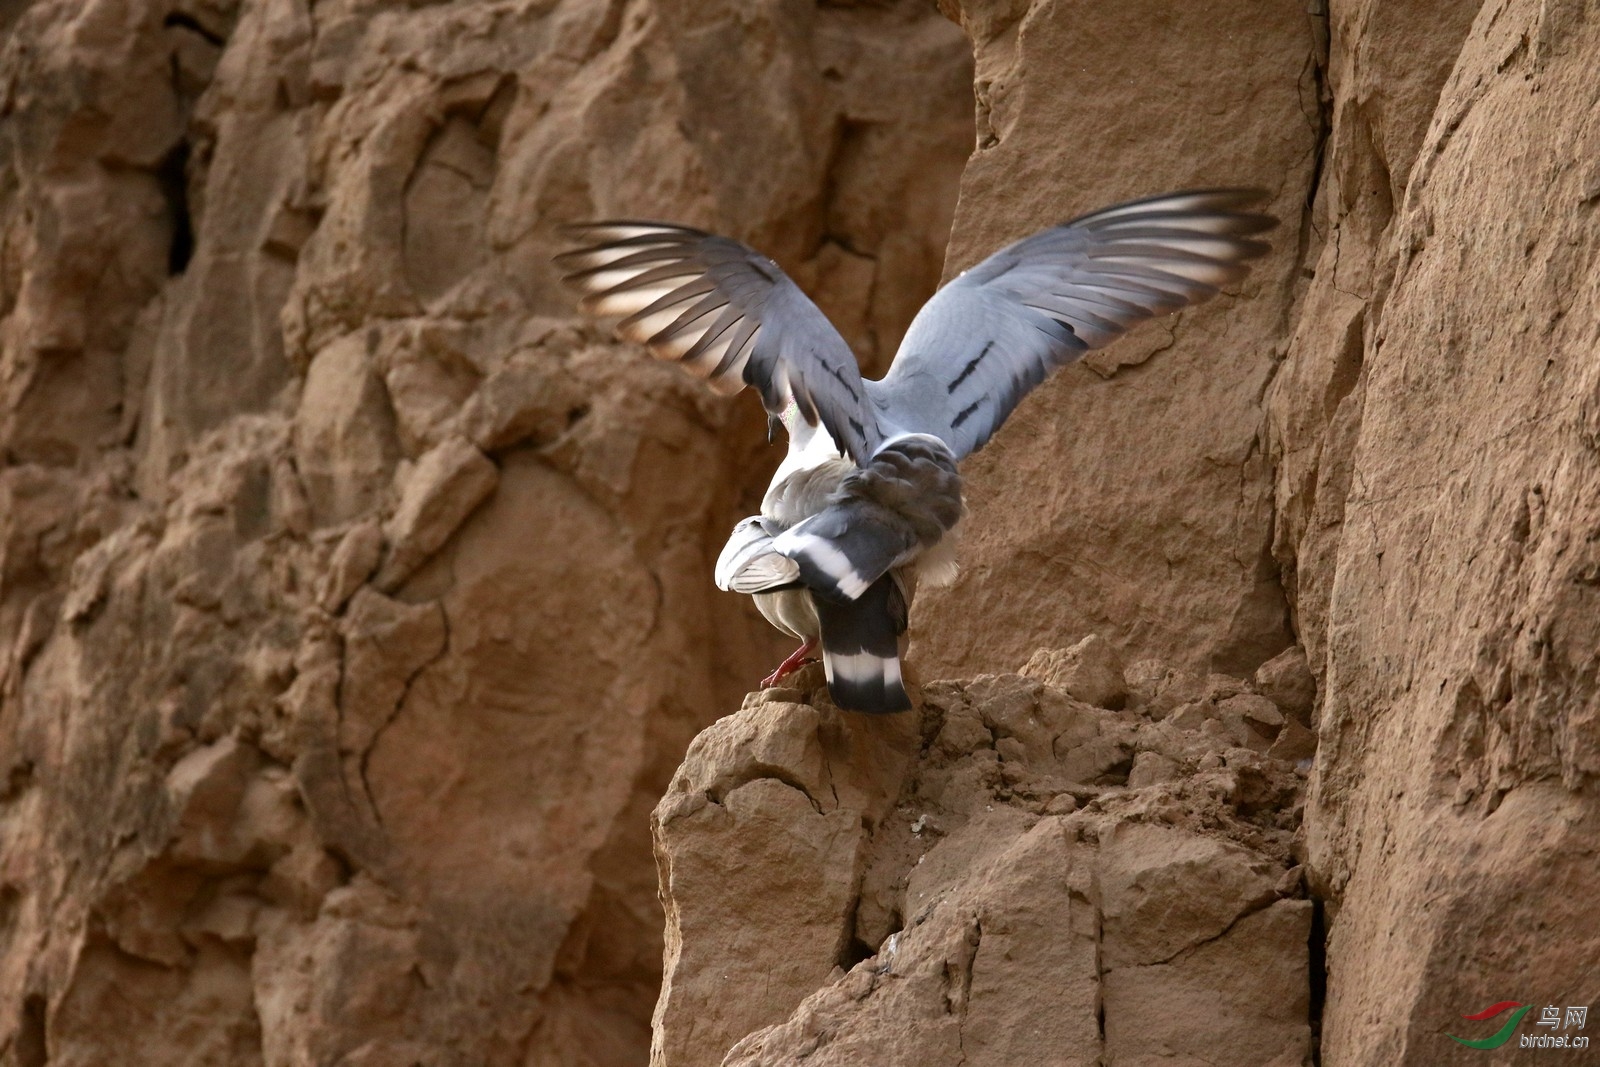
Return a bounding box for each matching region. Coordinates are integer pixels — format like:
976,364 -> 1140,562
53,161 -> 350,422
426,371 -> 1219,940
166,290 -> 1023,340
651,661 -> 1314,1066
0,1 -> 970,1063
913,0 -> 1318,680
6,0 -> 1600,1063
926,1 -> 1600,1063
1283,2 -> 1600,1062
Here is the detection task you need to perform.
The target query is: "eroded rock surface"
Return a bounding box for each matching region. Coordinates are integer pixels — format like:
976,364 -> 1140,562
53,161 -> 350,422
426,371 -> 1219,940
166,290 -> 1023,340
1282,2 -> 1600,1061
652,657 -> 1314,1067
0,1 -> 971,1062
5,0 -> 1600,1062
913,0 -> 1318,680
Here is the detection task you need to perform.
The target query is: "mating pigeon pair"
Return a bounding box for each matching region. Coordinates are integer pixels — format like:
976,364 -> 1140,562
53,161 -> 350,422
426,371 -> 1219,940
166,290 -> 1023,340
558,189 -> 1275,712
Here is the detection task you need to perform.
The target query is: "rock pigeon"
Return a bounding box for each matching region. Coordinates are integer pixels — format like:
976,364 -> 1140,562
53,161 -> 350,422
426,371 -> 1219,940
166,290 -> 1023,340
557,189 -> 1276,712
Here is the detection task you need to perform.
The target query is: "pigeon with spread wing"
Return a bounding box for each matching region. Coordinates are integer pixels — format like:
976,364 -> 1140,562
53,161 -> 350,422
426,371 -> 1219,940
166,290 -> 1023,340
558,189 -> 1276,712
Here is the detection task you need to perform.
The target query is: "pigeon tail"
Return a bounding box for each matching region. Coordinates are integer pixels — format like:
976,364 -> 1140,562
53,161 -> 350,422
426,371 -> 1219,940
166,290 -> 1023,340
813,575 -> 911,713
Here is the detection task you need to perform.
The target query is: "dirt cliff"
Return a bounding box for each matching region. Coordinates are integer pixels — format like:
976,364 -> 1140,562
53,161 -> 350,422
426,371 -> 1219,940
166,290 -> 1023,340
2,0 -> 1597,1065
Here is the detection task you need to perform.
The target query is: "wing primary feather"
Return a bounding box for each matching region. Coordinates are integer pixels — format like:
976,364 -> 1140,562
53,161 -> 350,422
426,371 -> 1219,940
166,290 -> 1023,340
1023,298 -> 1125,337
710,318 -> 760,379
560,246 -> 698,280
680,305 -> 747,363
582,259 -> 706,293
617,277 -> 718,334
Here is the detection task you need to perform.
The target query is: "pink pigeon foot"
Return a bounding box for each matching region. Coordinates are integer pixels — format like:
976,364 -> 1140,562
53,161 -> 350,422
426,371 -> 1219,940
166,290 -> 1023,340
761,637 -> 819,688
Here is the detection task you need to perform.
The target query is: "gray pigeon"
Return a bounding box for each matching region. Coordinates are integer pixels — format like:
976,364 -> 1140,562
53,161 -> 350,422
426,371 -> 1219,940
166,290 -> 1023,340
558,189 -> 1275,712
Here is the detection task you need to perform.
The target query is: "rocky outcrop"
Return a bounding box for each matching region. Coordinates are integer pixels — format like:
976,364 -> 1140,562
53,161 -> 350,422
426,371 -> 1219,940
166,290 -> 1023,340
924,0 -> 1600,1062
651,656 -> 1314,1066
650,0 -> 1600,1061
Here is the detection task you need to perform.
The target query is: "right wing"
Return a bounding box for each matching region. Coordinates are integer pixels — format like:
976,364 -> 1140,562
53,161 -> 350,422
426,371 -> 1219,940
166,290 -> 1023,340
557,222 -> 882,466
867,189 -> 1277,459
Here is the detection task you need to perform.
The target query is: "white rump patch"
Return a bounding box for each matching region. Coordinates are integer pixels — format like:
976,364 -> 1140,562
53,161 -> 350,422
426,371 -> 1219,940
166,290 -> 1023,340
916,533 -> 961,589
874,431 -> 955,457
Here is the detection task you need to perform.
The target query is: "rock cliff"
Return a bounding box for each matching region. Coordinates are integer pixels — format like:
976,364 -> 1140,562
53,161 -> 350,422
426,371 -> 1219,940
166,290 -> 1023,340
1,0 -> 1597,1065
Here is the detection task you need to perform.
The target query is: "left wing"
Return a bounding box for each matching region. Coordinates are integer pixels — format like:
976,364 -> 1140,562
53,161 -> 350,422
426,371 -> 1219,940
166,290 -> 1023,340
557,222 -> 881,465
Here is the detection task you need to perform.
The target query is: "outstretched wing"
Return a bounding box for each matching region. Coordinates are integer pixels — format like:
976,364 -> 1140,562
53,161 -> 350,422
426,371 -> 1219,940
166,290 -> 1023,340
557,222 -> 881,465
867,189 -> 1277,459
